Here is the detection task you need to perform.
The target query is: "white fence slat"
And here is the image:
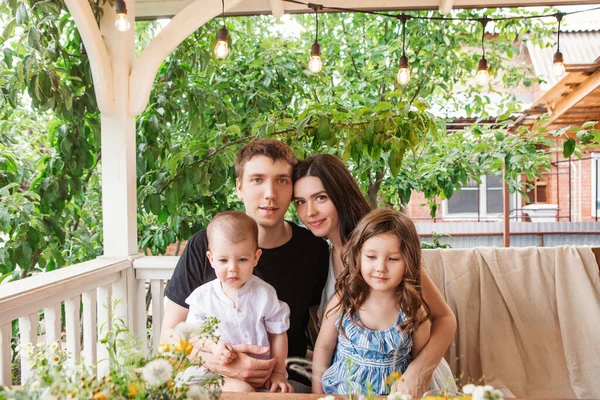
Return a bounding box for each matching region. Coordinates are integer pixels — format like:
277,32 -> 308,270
97,284 -> 111,377
18,312 -> 38,384
134,277 -> 148,356
151,279 -> 164,351
44,304 -> 62,345
112,271 -> 128,327
65,295 -> 81,367
82,291 -> 97,368
0,322 -> 11,386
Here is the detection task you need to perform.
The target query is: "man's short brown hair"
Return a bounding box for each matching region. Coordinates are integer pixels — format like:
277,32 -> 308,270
207,211 -> 259,250
235,138 -> 297,180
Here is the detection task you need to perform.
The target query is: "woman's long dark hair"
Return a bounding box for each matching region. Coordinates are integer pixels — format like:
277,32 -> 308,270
293,154 -> 371,244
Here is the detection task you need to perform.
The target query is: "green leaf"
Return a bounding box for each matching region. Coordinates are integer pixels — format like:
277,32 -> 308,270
2,18 -> 16,39
16,4 -> 28,25
296,115 -> 311,135
563,137 -> 576,158
28,26 -> 41,50
150,194 -> 162,215
318,115 -> 330,140
581,121 -> 598,129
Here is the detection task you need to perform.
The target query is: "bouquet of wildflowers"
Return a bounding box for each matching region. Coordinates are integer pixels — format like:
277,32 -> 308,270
0,319 -> 223,400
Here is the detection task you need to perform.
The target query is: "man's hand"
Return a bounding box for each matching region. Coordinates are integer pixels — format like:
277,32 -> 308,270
265,372 -> 294,393
203,344 -> 276,387
392,364 -> 433,397
212,341 -> 237,365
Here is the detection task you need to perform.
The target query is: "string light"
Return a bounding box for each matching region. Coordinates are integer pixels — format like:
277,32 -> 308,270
308,4 -> 324,73
397,14 -> 411,85
209,0 -> 600,86
214,0 -> 230,60
475,18 -> 489,87
553,13 -> 565,76
114,0 -> 130,32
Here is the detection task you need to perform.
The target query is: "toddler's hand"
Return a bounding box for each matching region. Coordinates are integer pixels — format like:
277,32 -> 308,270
265,372 -> 293,393
212,341 -> 237,365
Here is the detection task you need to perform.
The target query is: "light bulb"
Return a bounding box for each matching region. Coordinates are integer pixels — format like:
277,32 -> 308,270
475,56 -> 489,86
397,68 -> 410,85
214,26 -> 230,60
308,56 -> 322,73
553,51 -> 565,76
114,13 -> 130,32
214,41 -> 229,59
475,69 -> 489,86
397,54 -> 410,85
308,41 -> 322,73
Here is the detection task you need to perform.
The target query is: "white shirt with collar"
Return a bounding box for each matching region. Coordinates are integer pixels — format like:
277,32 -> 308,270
185,275 -> 291,359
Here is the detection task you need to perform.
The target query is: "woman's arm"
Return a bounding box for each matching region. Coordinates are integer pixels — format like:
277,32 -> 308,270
311,297 -> 340,394
411,307 -> 432,359
399,269 -> 456,396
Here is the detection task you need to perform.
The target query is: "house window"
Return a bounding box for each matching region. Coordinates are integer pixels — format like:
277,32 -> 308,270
593,153 -> 600,217
444,175 -> 514,220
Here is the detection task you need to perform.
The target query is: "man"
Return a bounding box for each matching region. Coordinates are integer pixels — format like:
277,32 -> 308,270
161,138 -> 329,390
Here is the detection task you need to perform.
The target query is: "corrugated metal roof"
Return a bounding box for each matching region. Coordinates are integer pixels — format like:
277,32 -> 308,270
526,31 -> 600,89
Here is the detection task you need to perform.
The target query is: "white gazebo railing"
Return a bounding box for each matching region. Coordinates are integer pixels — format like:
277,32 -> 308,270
0,256 -> 177,386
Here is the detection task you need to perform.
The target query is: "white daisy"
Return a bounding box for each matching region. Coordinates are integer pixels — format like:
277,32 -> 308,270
186,384 -> 210,400
142,359 -> 173,386
174,322 -> 197,341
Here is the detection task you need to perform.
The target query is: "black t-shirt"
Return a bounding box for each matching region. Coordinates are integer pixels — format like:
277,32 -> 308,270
166,221 -> 329,359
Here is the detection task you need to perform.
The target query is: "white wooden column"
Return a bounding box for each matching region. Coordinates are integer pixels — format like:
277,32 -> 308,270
99,0 -> 137,258
44,304 -> 62,345
18,313 -> 38,384
0,323 -> 12,385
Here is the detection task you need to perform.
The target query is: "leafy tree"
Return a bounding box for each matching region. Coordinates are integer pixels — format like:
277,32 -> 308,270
1,3 -> 598,277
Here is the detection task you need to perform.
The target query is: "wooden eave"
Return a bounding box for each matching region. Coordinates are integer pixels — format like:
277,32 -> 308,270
517,60 -> 600,130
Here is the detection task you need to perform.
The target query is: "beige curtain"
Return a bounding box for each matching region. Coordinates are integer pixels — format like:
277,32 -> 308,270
423,246 -> 600,399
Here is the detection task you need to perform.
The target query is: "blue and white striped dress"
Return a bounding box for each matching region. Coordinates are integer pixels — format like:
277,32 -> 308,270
322,311 -> 413,395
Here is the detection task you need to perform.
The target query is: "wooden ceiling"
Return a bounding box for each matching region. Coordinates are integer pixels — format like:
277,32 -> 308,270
517,61 -> 600,130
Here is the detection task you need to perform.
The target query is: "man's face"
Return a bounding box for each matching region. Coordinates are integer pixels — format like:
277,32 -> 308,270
236,155 -> 293,230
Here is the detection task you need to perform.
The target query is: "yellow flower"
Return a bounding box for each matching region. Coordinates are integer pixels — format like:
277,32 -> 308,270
158,343 -> 172,353
92,391 -> 109,400
174,339 -> 194,355
128,382 -> 140,397
385,371 -> 404,385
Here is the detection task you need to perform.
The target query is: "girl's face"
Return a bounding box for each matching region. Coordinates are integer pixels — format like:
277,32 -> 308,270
293,176 -> 340,239
360,233 -> 406,294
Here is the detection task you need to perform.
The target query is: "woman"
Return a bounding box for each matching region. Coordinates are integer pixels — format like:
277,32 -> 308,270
292,154 -> 457,396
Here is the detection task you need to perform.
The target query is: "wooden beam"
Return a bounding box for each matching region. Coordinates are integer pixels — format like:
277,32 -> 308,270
269,0 -> 284,18
439,0 -> 454,14
549,68 -> 600,124
130,0 -> 243,116
63,0 -> 114,116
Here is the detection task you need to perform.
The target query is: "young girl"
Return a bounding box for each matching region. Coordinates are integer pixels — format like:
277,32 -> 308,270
294,154 -> 456,395
312,208 -> 432,396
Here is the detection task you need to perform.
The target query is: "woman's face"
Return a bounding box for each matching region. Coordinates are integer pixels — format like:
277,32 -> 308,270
293,176 -> 340,239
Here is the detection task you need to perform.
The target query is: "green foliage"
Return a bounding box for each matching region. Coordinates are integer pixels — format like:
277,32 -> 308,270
1,0 -> 102,280
1,5 -> 598,278
421,233 -> 452,249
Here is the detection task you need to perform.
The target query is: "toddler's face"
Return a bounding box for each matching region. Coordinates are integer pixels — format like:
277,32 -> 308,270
207,234 -> 262,291
360,233 -> 406,294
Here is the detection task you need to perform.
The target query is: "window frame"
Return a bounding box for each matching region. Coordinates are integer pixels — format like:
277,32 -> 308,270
442,175 -> 518,221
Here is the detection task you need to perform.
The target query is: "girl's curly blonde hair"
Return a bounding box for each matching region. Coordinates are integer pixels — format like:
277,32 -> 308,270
329,208 -> 430,335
